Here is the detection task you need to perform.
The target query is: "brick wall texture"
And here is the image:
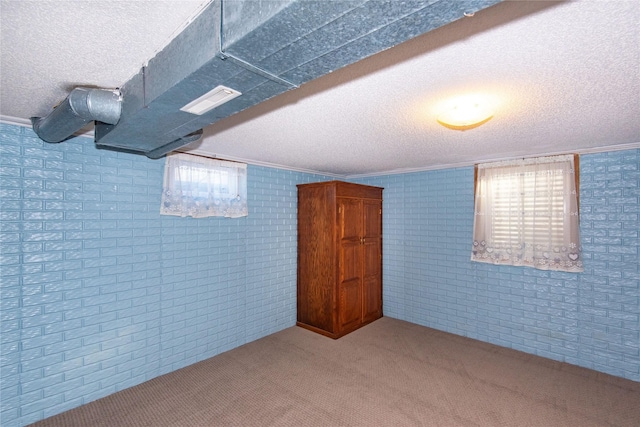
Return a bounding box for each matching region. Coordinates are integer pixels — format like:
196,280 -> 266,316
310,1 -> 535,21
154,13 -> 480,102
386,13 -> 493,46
0,124 -> 330,426
357,148 -> 639,384
1,123 -> 638,425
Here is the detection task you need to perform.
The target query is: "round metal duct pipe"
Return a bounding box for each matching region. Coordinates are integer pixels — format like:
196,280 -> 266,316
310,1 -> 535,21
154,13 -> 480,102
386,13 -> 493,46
31,87 -> 121,143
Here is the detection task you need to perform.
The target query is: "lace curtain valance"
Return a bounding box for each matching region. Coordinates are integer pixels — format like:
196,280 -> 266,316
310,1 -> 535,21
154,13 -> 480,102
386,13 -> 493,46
160,153 -> 248,218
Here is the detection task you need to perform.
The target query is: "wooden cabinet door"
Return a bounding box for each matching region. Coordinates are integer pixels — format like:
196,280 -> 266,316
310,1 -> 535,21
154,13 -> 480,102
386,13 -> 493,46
362,199 -> 382,322
338,198 -> 362,331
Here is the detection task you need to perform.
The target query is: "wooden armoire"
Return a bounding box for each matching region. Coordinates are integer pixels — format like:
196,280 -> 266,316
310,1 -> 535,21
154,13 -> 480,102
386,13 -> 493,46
297,181 -> 383,339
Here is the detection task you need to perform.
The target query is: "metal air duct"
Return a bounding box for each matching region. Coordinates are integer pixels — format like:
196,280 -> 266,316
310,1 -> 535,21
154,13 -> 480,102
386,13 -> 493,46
33,0 -> 502,157
31,87 -> 121,143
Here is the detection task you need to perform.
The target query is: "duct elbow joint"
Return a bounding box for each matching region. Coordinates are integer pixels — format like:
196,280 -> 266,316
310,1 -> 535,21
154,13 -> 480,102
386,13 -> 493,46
31,87 -> 122,143
145,129 -> 204,159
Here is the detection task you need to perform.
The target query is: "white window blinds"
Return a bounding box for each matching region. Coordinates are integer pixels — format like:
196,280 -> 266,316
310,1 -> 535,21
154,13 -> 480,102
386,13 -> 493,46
471,155 -> 583,272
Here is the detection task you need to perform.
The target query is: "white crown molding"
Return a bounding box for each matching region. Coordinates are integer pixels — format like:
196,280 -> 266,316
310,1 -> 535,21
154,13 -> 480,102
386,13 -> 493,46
0,116 -> 341,176
177,148 -> 345,178
2,116 -> 638,179
0,115 -> 32,127
346,142 -> 640,178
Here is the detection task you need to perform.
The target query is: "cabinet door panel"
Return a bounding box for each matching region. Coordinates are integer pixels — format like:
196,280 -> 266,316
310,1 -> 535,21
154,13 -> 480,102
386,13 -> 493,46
340,242 -> 361,283
338,197 -> 363,331
339,278 -> 361,330
363,200 -> 382,239
362,199 -> 382,322
362,239 -> 381,322
338,198 -> 361,241
363,239 -> 380,278
362,275 -> 381,322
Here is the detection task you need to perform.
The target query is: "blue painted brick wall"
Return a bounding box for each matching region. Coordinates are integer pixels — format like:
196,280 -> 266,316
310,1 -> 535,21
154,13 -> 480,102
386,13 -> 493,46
0,123 -> 331,426
355,148 -> 640,383
2,121 -> 638,426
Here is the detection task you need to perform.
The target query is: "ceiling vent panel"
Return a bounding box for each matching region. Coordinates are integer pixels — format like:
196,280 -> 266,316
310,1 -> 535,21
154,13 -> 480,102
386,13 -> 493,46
80,0 -> 502,158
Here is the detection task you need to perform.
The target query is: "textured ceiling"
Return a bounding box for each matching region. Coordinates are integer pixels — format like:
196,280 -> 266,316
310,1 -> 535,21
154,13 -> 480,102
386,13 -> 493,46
0,0 -> 207,118
1,0 -> 639,177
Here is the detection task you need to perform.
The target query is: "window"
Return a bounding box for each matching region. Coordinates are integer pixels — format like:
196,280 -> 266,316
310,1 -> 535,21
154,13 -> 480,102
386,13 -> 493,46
160,153 -> 248,218
471,154 -> 583,272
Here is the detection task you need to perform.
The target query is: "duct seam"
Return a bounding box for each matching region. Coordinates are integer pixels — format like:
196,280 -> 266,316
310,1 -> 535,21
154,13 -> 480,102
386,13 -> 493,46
218,0 -> 299,89
217,52 -> 299,89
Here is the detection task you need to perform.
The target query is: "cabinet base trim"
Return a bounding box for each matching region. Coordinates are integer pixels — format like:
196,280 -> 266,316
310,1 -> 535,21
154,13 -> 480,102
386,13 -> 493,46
296,316 -> 383,339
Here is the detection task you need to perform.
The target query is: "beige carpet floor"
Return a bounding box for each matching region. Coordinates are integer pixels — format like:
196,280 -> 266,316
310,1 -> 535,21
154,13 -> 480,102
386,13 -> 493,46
30,317 -> 639,427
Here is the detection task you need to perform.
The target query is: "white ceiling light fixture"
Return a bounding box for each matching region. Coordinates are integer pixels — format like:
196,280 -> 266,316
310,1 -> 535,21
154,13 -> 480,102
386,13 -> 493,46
180,85 -> 242,116
437,94 -> 494,131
